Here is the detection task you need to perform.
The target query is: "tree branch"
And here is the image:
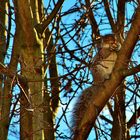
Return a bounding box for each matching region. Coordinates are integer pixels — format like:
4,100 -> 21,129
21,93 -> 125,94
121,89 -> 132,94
122,64 -> 140,77
117,0 -> 125,34
15,0 -> 36,44
35,0 -> 64,35
127,106 -> 140,129
116,6 -> 140,66
99,115 -> 113,124
85,0 -> 100,37
0,62 -> 7,73
103,0 -> 116,32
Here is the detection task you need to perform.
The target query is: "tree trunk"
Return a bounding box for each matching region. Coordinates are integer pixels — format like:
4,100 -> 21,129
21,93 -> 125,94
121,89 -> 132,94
111,82 -> 129,140
14,0 -> 55,139
0,0 -> 7,122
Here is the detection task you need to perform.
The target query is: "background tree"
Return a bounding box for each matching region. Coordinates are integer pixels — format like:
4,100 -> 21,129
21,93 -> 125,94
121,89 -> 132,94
0,0 -> 140,140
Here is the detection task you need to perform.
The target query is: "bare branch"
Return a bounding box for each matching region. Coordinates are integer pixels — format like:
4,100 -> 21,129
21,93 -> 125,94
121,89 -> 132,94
0,62 -> 7,73
116,6 -> 140,67
122,64 -> 140,77
85,0 -> 100,37
127,106 -> 140,129
117,0 -> 125,34
35,0 -> 65,35
99,115 -> 113,124
103,0 -> 116,32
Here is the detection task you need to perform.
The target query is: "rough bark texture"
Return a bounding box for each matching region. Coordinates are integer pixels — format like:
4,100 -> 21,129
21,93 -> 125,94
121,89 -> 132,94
14,0 -> 56,139
0,0 -> 7,123
0,1 -> 17,139
111,82 -> 128,140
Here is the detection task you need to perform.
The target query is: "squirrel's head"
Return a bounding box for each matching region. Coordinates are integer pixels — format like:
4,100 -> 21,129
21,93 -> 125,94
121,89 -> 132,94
96,34 -> 121,51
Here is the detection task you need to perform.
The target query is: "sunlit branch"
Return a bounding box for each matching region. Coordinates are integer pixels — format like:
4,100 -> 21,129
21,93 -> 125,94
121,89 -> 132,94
35,0 -> 65,35
0,62 -> 7,72
6,2 -> 12,50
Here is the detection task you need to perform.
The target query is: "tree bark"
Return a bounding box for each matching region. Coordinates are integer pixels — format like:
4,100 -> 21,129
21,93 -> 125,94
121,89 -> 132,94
111,82 -> 128,140
0,0 -> 7,122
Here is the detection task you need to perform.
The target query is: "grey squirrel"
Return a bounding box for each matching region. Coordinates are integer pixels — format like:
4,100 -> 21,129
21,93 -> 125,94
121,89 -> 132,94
91,34 -> 121,83
72,34 -> 121,138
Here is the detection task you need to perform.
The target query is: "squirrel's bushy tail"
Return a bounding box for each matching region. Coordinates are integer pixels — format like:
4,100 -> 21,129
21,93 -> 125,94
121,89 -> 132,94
71,85 -> 97,136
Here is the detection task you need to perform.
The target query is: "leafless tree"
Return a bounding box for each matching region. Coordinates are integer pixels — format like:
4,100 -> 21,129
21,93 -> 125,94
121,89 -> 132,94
0,0 -> 140,140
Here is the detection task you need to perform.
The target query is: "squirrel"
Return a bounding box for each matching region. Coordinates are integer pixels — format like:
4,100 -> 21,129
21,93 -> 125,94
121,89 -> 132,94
91,34 -> 121,83
72,34 -> 121,138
